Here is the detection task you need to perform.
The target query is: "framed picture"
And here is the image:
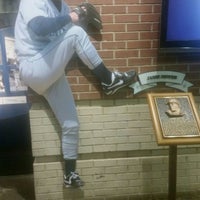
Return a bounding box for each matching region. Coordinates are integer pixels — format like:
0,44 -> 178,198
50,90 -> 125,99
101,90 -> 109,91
147,92 -> 200,145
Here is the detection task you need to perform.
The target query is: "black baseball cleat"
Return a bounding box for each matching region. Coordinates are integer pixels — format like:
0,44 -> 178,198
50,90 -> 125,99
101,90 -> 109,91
101,70 -> 136,95
64,172 -> 84,188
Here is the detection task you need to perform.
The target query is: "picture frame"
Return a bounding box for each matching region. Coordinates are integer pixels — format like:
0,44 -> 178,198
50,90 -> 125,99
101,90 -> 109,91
147,92 -> 200,145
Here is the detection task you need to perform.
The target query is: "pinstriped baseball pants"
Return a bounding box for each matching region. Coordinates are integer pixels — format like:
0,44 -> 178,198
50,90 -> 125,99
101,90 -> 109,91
19,25 -> 102,159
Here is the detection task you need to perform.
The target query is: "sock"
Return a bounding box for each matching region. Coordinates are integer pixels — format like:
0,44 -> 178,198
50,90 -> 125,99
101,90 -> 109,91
92,62 -> 112,85
64,159 -> 76,176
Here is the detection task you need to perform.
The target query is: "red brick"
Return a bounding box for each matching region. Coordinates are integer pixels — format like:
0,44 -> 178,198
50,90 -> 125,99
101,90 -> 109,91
127,41 -> 151,49
127,24 -> 152,32
63,0 -> 200,99
99,50 -> 114,59
103,24 -> 126,32
70,84 -> 90,92
128,58 -> 152,66
139,66 -> 159,73
141,0 -> 160,4
140,49 -> 158,58
89,0 -> 113,5
115,0 -> 139,4
115,33 -> 139,41
102,6 -> 126,14
66,0 -> 82,6
141,13 -> 160,22
128,5 -> 153,13
100,33 -> 114,41
140,32 -> 159,40
102,42 -> 126,50
153,5 -> 161,13
115,50 -> 139,58
103,59 -> 127,67
66,69 -> 82,76
115,15 -> 139,23
101,15 -> 113,24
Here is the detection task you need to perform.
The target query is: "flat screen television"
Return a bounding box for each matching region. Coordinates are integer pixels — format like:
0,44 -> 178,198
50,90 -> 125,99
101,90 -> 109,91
159,0 -> 200,54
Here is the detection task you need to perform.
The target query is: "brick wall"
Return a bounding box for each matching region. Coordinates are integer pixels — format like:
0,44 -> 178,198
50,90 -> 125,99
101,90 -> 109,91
65,0 -> 200,100
30,96 -> 200,200
29,0 -> 200,199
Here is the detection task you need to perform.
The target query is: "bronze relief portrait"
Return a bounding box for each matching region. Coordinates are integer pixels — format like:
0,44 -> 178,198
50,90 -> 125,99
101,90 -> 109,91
147,93 -> 200,145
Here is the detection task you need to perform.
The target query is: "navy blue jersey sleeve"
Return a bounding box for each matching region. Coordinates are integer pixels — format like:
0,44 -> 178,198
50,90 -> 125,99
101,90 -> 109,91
28,15 -> 72,36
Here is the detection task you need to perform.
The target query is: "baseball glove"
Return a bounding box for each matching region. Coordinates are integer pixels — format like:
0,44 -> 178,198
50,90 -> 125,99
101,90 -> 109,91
73,2 -> 102,31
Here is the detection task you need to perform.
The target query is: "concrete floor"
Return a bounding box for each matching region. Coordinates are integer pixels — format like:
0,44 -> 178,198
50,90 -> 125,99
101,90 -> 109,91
0,174 -> 200,200
0,174 -> 35,200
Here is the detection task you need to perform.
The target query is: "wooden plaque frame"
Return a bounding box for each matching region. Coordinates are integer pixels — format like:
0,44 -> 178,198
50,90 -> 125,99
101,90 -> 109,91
147,92 -> 200,145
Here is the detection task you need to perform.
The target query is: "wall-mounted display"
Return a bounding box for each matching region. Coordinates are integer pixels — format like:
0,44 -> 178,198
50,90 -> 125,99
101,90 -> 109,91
160,0 -> 200,54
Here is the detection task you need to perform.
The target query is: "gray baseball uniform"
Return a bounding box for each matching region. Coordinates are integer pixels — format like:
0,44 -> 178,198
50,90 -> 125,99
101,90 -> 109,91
15,0 -> 102,159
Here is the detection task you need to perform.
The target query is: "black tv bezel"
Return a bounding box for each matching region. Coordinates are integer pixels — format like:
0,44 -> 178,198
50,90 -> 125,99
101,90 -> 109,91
159,0 -> 200,54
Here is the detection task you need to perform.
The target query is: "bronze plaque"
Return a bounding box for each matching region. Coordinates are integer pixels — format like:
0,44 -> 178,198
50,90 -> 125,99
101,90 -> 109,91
147,93 -> 200,145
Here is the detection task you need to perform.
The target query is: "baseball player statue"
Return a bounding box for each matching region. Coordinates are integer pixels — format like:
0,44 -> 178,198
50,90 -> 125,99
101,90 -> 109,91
14,0 -> 136,188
